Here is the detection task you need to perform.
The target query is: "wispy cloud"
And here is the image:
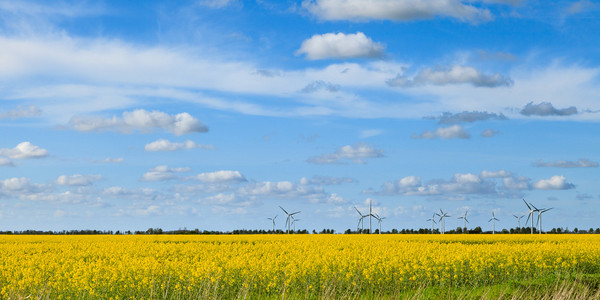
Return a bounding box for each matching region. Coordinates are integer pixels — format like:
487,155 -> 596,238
536,159 -> 598,168
141,165 -> 191,182
426,111 -> 508,124
144,139 -> 214,152
387,66 -> 513,88
0,106 -> 41,120
56,174 -> 102,186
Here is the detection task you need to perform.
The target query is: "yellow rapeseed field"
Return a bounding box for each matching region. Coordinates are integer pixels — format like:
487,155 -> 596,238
1,234 -> 599,299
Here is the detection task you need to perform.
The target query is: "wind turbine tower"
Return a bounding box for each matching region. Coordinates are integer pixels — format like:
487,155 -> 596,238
427,213 -> 437,234
375,214 -> 385,234
513,214 -> 524,230
267,215 -> 277,232
489,211 -> 499,234
537,207 -> 553,234
279,206 -> 300,234
523,199 -> 539,234
457,210 -> 469,232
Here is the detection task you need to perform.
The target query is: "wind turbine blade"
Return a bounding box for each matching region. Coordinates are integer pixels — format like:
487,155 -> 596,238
530,203 -> 538,211
274,215 -> 277,220
354,206 -> 362,215
523,199 -> 531,210
513,215 -> 518,219
525,212 -> 531,225
543,208 -> 553,213
465,218 -> 469,223
279,206 -> 288,214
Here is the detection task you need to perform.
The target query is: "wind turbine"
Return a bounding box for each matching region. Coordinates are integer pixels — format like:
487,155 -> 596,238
267,215 -> 277,232
427,213 -> 437,234
457,210 -> 469,232
437,209 -> 450,234
489,211 -> 499,234
374,214 -> 385,234
536,207 -> 553,234
523,199 -> 539,234
291,216 -> 301,232
354,206 -> 367,233
279,206 -> 300,234
513,214 -> 524,230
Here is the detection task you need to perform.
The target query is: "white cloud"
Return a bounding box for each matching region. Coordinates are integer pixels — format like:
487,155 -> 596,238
300,80 -> 341,93
360,129 -> 384,138
296,32 -> 384,60
481,129 -> 498,137
299,176 -> 356,185
0,157 -> 14,167
195,170 -> 246,183
198,0 -> 237,9
427,111 -> 508,124
387,65 -> 513,88
308,143 -> 384,164
302,0 -> 493,23
376,172 -> 500,197
92,157 -> 124,164
69,109 -> 208,136
0,177 -> 45,194
480,170 -> 512,179
56,174 -> 102,186
142,165 -> 191,182
238,180 -> 334,203
533,175 -> 575,190
536,158 -> 598,168
0,105 -> 41,120
0,142 -> 48,159
144,139 -> 214,152
502,176 -> 530,190
520,102 -> 578,117
412,125 -> 470,140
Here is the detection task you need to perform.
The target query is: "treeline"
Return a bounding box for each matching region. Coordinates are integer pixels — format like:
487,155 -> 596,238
1,227 -> 599,235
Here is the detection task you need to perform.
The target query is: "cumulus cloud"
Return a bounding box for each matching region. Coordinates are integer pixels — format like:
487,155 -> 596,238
69,109 -> 208,136
480,170 -> 512,179
536,158 -> 598,168
533,175 -> 575,190
308,143 -> 384,164
376,173 -> 497,197
296,32 -> 384,60
300,80 -> 341,93
238,180 -> 342,204
302,0 -> 493,23
0,142 -> 48,159
0,177 -> 45,195
195,170 -> 246,183
387,66 -> 513,87
412,125 -> 470,140
142,165 -> 191,182
56,174 -> 102,186
426,111 -> 508,124
144,139 -> 214,152
502,176 -> 530,190
0,105 -> 41,120
520,102 -> 578,116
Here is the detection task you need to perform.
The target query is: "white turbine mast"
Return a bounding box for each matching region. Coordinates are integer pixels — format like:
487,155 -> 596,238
354,206 -> 367,234
437,209 -> 450,234
267,215 -> 277,232
536,207 -> 553,234
279,206 -> 300,234
523,199 -> 539,234
513,214 -> 524,230
427,213 -> 437,234
374,213 -> 385,234
457,210 -> 469,232
489,210 -> 499,234
291,215 -> 301,232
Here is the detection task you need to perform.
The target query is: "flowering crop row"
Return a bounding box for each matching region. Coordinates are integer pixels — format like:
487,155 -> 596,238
1,234 -> 599,299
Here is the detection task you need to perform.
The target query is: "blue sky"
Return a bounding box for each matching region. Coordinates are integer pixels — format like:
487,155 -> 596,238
1,0 -> 599,232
